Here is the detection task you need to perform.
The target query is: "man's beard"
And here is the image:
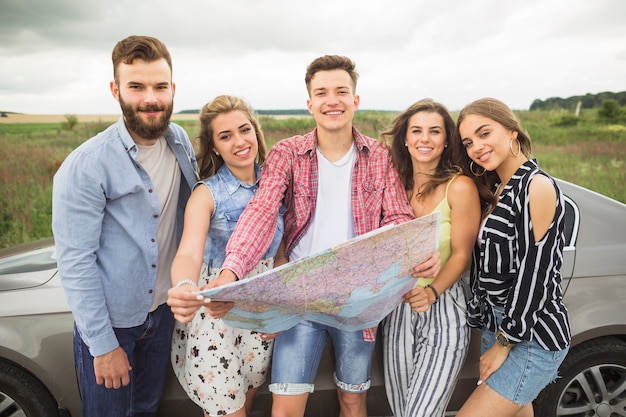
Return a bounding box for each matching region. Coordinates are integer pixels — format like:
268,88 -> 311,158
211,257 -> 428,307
119,94 -> 173,141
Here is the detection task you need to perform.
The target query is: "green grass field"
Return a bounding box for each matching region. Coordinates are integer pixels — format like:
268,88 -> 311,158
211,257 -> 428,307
1,110 -> 624,249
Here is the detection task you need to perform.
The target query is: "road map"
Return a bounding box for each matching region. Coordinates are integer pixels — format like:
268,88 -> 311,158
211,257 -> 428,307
199,213 -> 439,334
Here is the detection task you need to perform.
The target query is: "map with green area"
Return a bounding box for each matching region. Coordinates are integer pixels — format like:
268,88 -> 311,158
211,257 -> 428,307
199,213 -> 439,333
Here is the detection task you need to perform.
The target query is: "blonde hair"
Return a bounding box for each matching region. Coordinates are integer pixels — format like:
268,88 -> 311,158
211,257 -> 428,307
196,95 -> 267,180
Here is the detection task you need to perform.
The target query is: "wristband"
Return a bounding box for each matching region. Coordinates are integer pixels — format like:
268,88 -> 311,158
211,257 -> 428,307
175,279 -> 198,288
425,284 -> 439,303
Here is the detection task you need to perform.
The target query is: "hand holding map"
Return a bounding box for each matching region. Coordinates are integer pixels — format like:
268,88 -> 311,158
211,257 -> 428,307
199,212 -> 439,334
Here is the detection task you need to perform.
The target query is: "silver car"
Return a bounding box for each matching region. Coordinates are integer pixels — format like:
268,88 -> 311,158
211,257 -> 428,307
1,178 -> 625,417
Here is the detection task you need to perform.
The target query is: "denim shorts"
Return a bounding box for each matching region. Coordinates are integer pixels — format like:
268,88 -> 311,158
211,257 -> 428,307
269,320 -> 375,395
481,307 -> 569,404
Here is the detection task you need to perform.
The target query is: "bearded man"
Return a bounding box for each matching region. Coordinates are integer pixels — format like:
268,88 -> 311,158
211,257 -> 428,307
52,35 -> 198,417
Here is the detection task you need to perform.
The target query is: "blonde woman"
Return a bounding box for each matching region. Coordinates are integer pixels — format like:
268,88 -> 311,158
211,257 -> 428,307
167,96 -> 284,417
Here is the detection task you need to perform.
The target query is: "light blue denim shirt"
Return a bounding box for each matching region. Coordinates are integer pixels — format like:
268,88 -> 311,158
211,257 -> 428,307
52,117 -> 198,357
200,163 -> 284,269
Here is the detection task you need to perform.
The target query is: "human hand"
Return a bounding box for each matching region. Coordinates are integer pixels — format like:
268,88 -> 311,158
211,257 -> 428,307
202,299 -> 235,319
203,270 -> 238,290
200,270 -> 238,319
477,343 -> 509,385
258,332 -> 280,341
412,251 -> 441,279
403,286 -> 432,313
167,285 -> 204,324
94,346 -> 132,389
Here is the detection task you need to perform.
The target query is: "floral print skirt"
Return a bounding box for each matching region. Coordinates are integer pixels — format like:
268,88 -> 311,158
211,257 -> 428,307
171,260 -> 274,415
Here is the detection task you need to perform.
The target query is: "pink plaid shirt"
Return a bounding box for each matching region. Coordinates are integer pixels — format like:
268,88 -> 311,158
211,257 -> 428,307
222,127 -> 414,340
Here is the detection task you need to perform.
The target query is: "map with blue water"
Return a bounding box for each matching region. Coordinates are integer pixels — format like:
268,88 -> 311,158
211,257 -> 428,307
199,213 -> 439,333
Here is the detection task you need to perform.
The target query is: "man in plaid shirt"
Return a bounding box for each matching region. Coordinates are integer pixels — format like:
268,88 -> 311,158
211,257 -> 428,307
193,55 -> 439,417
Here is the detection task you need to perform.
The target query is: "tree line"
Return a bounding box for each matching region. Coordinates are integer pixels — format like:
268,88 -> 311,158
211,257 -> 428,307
178,93 -> 626,114
530,91 -> 626,111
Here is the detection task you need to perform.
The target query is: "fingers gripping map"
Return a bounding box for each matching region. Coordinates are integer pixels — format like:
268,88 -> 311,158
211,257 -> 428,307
199,213 -> 439,334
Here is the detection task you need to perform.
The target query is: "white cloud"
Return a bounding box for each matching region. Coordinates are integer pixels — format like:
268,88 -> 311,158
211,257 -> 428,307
0,0 -> 624,114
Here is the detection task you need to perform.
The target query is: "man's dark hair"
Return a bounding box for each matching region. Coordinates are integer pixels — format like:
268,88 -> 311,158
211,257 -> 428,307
112,35 -> 172,82
305,55 -> 358,96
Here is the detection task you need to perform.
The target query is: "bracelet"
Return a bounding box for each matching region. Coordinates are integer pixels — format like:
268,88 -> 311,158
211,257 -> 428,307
425,284 -> 439,303
175,279 -> 198,288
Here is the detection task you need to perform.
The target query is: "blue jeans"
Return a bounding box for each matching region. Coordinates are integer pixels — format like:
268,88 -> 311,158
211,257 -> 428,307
74,303 -> 174,417
269,320 -> 375,395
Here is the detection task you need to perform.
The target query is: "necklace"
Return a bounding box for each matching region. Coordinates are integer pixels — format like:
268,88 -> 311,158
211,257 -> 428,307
495,182 -> 505,199
317,142 -> 355,167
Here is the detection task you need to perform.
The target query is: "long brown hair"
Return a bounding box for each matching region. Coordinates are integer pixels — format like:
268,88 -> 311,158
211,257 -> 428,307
381,98 -> 461,200
196,95 -> 267,180
455,97 -> 533,211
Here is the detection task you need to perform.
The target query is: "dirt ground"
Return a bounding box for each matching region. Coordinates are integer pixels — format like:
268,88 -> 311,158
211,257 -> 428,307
0,113 -> 199,124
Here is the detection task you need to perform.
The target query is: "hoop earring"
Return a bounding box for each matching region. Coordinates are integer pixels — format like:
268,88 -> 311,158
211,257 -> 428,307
470,161 -> 485,177
510,138 -> 521,157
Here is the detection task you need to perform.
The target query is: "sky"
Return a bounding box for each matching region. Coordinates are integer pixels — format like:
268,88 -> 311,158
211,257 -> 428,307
1,0 -> 625,114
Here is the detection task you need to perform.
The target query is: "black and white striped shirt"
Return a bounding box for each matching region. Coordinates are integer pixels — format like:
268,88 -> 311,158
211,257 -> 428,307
467,160 -> 571,351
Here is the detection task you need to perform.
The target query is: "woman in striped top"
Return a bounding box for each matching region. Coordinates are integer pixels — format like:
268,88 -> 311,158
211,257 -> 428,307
455,98 -> 571,417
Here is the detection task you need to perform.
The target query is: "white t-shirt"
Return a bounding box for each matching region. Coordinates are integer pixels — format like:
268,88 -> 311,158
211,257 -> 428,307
290,142 -> 356,261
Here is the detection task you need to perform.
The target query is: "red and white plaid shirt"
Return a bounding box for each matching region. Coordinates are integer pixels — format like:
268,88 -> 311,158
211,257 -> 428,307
222,127 -> 414,340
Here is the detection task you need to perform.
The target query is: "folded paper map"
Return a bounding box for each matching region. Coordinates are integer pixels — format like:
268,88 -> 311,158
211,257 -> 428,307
199,212 -> 439,333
